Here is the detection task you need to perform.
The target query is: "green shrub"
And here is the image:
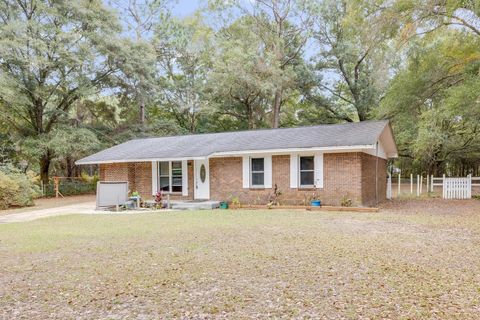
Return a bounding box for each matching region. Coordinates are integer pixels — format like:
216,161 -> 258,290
340,194 -> 353,207
0,166 -> 40,209
80,171 -> 99,185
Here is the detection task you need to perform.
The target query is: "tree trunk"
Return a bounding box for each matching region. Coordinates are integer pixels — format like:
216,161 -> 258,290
358,110 -> 367,122
66,156 -> 74,177
271,88 -> 283,128
189,111 -> 196,133
247,103 -> 254,130
140,103 -> 145,124
40,151 -> 51,186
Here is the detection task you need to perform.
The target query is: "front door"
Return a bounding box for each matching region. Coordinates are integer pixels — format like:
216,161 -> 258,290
194,159 -> 210,199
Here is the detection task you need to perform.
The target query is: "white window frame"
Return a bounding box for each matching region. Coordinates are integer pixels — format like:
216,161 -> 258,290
250,157 -> 265,188
158,161 -> 183,194
299,155 -> 315,188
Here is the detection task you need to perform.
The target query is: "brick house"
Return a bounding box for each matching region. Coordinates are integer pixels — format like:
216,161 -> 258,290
76,121 -> 397,207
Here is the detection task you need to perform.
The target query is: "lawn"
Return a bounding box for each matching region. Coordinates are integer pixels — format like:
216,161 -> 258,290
1,203 -> 480,319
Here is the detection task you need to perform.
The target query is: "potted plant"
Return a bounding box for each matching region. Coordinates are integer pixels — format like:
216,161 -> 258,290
219,201 -> 228,209
131,191 -> 140,197
310,189 -> 321,207
267,184 -> 282,209
154,190 -> 164,209
154,190 -> 162,202
340,194 -> 352,207
130,191 -> 141,208
230,196 -> 241,209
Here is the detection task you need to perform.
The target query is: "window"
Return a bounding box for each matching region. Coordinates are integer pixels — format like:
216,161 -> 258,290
158,161 -> 183,193
159,162 -> 170,192
299,156 -> 314,187
171,161 -> 182,192
251,158 -> 264,187
200,164 -> 206,183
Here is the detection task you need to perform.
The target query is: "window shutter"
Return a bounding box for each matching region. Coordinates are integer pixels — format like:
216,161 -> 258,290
242,156 -> 250,188
264,155 -> 272,188
182,160 -> 188,196
314,153 -> 324,188
290,154 -> 298,188
151,161 -> 158,195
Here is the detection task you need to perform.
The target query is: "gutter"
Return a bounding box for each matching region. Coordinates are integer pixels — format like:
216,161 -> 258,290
75,156 -> 207,165
207,145 -> 377,157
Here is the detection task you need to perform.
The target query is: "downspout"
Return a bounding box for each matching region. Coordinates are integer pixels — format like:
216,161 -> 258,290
375,141 -> 379,207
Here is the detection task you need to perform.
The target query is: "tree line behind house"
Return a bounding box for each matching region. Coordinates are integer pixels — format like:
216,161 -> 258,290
0,0 -> 478,191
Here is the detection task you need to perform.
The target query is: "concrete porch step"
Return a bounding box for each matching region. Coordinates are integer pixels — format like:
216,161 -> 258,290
170,200 -> 220,210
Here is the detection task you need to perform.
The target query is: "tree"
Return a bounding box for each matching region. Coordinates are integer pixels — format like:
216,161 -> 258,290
207,16 -> 274,130
210,0 -> 312,128
152,14 -> 213,133
379,29 -> 480,174
0,133 -> 16,165
392,0 -> 480,40
307,0 -> 397,122
0,0 -> 130,184
74,98 -> 120,130
49,126 -> 101,177
112,0 -> 171,124
19,125 -> 101,178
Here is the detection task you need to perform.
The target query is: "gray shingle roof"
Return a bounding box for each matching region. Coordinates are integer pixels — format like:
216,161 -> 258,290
76,120 -> 391,164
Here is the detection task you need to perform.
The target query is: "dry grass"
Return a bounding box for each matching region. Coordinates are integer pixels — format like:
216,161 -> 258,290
1,200 -> 480,319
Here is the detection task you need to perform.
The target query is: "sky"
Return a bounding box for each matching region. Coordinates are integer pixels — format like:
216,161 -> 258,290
171,0 -> 204,17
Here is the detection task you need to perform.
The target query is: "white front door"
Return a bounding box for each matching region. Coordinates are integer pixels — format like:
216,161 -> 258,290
194,159 -> 210,199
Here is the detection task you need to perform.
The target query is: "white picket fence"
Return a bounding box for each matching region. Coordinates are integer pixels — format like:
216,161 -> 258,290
387,173 -> 392,199
387,173 -> 479,200
443,176 -> 472,199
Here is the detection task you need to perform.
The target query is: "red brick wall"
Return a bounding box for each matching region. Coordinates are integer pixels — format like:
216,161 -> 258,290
99,163 -> 129,182
100,153 -> 387,207
209,153 -> 383,206
360,153 -> 387,207
132,162 -> 151,197
99,161 -> 194,201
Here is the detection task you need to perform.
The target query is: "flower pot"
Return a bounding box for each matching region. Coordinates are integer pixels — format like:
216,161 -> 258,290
310,200 -> 321,207
219,201 -> 228,209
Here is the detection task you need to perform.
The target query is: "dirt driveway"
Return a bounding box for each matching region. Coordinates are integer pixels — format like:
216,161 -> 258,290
0,194 -> 95,215
0,195 -> 96,223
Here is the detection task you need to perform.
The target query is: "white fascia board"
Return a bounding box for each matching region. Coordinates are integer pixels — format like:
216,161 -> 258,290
75,156 -> 207,165
362,141 -> 399,160
207,145 -> 376,157
362,141 -> 387,159
376,122 -> 398,157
